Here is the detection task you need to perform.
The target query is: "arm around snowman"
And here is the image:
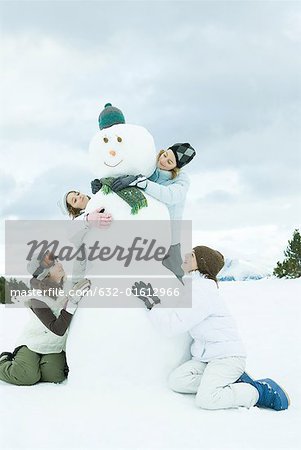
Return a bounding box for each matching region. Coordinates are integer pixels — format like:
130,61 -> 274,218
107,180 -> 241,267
29,279 -> 91,336
111,172 -> 190,206
111,174 -> 148,191
144,172 -> 190,206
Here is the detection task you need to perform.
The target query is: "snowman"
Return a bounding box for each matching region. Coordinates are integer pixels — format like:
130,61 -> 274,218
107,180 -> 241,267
66,104 -> 189,389
85,103 -> 169,220
70,103 -> 173,283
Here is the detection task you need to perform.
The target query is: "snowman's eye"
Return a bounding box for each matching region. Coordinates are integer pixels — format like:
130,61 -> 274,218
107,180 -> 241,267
117,136 -> 122,143
103,137 -> 109,143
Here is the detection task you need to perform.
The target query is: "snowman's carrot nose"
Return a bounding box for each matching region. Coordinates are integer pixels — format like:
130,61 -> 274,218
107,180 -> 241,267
109,150 -> 116,157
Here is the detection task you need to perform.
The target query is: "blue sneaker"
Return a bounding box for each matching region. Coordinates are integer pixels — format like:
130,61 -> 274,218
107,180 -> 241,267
255,378 -> 290,411
237,373 -> 289,411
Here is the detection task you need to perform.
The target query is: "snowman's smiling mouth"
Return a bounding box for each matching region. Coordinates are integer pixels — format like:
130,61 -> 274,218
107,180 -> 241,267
104,160 -> 123,168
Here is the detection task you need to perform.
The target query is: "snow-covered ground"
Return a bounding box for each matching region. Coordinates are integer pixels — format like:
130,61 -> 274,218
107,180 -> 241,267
1,278 -> 300,450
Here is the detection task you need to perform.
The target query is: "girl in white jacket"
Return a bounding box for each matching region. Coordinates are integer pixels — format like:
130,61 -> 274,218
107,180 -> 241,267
135,245 -> 289,411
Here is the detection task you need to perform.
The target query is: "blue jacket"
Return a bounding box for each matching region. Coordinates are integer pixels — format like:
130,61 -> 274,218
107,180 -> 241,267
145,168 -> 190,243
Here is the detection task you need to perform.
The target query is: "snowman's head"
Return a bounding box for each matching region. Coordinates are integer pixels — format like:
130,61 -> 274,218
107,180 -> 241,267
89,123 -> 157,178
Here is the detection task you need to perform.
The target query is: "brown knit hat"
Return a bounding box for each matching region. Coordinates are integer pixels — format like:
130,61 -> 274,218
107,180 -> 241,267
193,246 -> 225,282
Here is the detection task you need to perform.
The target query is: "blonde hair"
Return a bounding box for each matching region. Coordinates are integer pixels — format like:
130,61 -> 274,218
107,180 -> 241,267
157,150 -> 180,179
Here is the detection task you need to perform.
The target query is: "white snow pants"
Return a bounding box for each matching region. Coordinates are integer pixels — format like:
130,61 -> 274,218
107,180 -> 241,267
168,356 -> 259,410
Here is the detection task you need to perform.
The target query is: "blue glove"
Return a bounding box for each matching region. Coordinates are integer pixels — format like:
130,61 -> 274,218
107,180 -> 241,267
111,174 -> 148,192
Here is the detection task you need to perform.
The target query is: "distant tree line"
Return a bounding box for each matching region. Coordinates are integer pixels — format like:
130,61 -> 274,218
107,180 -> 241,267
0,277 -> 29,304
273,229 -> 301,279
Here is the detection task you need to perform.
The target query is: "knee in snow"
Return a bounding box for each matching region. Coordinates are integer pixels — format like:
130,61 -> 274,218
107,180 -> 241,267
19,373 -> 41,386
168,371 -> 183,392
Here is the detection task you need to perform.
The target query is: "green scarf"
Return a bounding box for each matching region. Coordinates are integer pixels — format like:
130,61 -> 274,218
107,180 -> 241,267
100,177 -> 148,215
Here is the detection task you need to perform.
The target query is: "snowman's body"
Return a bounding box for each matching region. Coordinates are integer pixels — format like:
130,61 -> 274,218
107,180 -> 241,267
67,119 -> 189,388
85,188 -> 169,220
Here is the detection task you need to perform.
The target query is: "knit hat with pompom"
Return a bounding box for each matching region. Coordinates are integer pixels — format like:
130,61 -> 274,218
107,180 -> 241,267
98,103 -> 125,130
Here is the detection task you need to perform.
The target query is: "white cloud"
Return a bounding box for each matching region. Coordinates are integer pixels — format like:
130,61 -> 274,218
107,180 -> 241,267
0,34 -> 110,128
192,224 -> 296,270
187,169 -> 244,201
283,11 -> 301,42
1,138 -> 89,183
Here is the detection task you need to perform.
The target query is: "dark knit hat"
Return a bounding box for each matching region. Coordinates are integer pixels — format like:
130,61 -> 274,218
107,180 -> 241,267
98,103 -> 125,130
169,143 -> 196,168
193,246 -> 225,282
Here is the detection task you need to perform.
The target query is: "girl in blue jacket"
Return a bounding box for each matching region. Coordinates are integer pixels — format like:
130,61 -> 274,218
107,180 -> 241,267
108,143 -> 196,282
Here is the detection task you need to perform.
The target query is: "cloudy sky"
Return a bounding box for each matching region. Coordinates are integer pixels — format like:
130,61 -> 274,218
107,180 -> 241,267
0,0 -> 300,271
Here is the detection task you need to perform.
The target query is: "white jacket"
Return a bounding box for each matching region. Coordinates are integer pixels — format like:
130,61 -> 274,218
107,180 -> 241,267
148,271 -> 246,362
16,294 -> 69,355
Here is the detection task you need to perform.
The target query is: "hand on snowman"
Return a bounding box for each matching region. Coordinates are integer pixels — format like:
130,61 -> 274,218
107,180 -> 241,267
111,174 -> 148,192
85,208 -> 112,228
64,278 -> 91,314
131,281 -> 161,310
68,278 -> 91,304
91,179 -> 102,194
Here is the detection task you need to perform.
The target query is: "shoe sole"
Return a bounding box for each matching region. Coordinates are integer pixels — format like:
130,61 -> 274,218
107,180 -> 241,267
257,378 -> 290,410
